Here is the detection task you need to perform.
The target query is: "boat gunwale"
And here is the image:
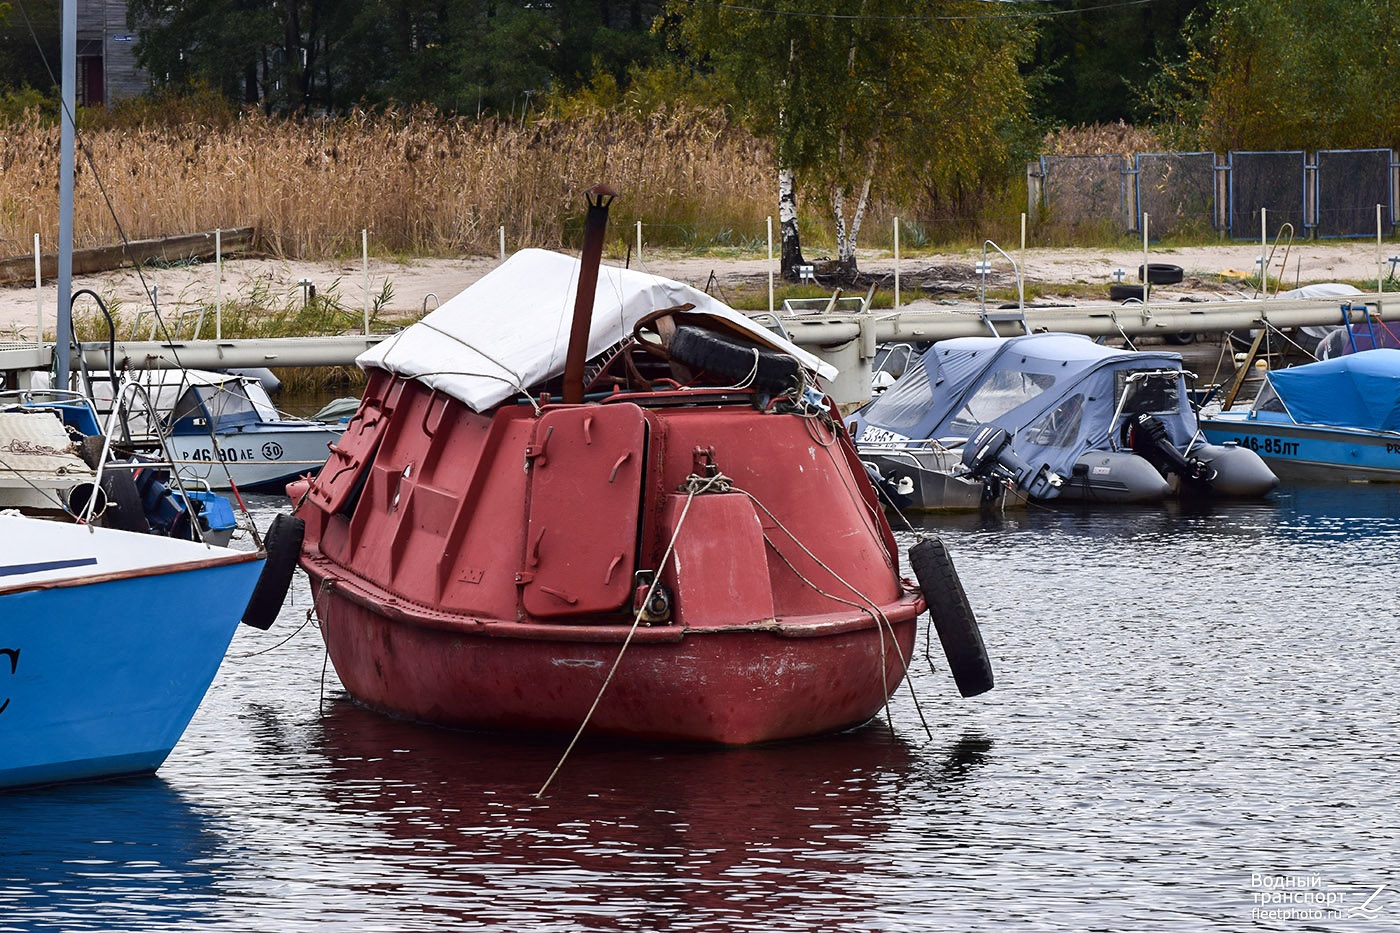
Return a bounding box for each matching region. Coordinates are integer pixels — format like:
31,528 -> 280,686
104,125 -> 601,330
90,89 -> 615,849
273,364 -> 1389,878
303,555 -> 922,643
0,548 -> 261,597
1200,410 -> 1400,442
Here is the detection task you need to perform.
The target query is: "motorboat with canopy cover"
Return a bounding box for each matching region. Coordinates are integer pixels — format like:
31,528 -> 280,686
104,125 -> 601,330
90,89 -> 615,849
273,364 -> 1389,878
851,332 -> 1276,506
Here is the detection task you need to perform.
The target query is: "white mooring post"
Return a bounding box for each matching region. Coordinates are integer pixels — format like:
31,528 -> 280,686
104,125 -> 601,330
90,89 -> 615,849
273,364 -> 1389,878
893,216 -> 900,313
1377,203 -> 1388,294
1142,213 -> 1150,312
33,233 -> 42,343
1260,207 -> 1268,294
1020,212 -> 1027,305
362,228 -> 370,335
499,226 -> 506,262
636,220 -> 643,265
214,227 -> 223,340
767,216 -> 774,316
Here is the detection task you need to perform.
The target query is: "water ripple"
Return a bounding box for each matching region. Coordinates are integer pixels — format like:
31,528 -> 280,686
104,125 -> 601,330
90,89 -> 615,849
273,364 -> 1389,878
3,486 -> 1399,930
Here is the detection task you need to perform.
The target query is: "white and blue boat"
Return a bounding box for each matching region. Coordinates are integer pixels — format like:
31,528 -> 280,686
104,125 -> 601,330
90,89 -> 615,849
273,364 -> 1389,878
1199,349 -> 1400,481
91,369 -> 344,492
0,513 -> 299,789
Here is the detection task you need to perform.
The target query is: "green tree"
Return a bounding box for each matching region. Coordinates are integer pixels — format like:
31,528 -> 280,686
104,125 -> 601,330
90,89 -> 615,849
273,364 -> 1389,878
1145,0 -> 1400,151
0,0 -> 59,98
128,0 -> 293,110
1030,0 -> 1196,125
670,0 -> 1035,280
127,0 -> 664,117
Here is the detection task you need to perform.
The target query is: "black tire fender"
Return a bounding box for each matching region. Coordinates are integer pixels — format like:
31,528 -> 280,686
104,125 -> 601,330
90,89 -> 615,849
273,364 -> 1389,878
666,324 -> 802,394
1138,262 -> 1185,285
241,514 -> 306,630
1109,284 -> 1145,302
909,536 -> 994,698
98,469 -> 150,534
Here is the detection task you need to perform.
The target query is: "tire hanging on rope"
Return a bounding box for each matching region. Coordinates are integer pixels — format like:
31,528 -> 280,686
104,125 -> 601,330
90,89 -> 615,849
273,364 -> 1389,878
909,536 -> 994,698
240,513 -> 306,630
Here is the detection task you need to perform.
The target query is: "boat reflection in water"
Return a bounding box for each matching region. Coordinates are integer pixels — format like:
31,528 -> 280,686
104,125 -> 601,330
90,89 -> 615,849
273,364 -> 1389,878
311,697 -> 993,928
0,779 -> 225,929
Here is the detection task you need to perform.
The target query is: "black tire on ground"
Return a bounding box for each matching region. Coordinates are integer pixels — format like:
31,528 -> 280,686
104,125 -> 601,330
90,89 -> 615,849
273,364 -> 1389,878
1138,263 -> 1185,285
1163,332 -> 1198,345
98,469 -> 150,534
667,324 -> 802,394
240,514 -> 306,630
1109,284 -> 1146,302
909,536 -> 994,698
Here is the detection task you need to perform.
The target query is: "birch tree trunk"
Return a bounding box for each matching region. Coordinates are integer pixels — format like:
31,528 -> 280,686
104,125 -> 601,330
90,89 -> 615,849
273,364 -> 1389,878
829,146 -> 878,281
779,166 -> 806,281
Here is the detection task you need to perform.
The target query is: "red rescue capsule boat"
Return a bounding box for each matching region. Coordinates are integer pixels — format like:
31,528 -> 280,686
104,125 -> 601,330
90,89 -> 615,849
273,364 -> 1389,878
292,188 -> 991,744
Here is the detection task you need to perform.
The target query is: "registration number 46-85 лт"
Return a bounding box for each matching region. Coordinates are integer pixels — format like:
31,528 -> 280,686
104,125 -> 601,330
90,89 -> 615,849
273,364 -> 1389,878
1233,436 -> 1299,456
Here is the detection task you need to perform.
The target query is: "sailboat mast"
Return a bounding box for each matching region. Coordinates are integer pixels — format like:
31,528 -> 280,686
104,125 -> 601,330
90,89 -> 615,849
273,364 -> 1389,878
56,0 -> 75,384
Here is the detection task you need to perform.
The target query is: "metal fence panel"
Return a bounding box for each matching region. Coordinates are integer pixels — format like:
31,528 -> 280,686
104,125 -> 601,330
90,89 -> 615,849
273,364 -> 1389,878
1134,152 -> 1216,238
1316,149 -> 1393,238
1042,155 -> 1129,232
1228,151 -> 1305,239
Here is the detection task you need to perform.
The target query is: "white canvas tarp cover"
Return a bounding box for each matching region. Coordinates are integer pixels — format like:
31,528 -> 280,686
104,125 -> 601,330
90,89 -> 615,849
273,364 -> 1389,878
358,249 -> 836,412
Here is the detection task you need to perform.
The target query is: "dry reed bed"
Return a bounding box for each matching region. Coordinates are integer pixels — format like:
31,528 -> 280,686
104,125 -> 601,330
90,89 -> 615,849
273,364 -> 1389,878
0,107 -> 774,260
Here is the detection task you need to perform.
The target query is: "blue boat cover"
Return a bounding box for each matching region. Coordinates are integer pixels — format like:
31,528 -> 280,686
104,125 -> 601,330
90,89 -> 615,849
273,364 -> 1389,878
852,332 -> 1197,478
1264,349 -> 1400,432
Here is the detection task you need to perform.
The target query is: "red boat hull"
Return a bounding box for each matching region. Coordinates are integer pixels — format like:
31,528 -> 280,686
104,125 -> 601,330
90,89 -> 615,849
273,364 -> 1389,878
306,562 -> 919,744
296,370 -> 924,745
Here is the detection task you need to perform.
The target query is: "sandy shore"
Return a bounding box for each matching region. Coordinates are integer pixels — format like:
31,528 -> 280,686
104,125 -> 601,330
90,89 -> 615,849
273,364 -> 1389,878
1,241 -> 1393,340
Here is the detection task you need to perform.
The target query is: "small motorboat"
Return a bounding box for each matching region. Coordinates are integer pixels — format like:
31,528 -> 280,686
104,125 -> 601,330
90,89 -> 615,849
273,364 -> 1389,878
290,187 -> 992,746
0,512 -> 302,789
1199,349 -> 1400,481
0,390 -> 238,544
852,333 -> 1277,507
91,369 -> 344,492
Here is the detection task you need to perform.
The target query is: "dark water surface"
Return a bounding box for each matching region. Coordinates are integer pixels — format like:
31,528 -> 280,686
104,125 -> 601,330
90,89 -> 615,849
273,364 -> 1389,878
4,485 -> 1400,931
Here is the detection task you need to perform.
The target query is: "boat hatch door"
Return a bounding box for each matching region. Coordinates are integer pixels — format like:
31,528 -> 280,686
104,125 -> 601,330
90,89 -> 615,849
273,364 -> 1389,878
522,404 -> 646,619
307,396 -> 388,514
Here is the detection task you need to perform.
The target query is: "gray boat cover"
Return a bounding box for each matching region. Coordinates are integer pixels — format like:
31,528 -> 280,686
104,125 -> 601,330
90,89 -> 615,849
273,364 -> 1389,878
851,332 -> 1199,476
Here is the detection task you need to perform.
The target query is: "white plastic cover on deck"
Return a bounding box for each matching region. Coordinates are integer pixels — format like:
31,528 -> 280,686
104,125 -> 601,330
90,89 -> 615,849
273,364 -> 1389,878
357,248 -> 837,413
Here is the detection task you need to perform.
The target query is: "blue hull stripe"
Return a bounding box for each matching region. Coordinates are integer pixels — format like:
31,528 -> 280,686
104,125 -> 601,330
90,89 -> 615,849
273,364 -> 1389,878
0,557 -> 99,578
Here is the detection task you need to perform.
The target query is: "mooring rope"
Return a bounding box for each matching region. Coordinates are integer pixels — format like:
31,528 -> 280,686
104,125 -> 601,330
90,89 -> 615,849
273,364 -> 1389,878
733,486 -> 933,740
535,471 -> 730,798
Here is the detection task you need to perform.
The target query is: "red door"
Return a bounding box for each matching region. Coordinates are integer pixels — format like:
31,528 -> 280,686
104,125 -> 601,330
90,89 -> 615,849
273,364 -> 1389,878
521,404 -> 647,619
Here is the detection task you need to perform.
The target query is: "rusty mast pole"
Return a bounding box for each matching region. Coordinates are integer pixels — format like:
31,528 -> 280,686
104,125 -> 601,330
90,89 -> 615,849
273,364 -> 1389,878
563,184 -> 618,404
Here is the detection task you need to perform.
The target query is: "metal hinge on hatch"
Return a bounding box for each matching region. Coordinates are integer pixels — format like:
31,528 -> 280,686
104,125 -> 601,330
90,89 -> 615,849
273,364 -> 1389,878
523,425 -> 555,470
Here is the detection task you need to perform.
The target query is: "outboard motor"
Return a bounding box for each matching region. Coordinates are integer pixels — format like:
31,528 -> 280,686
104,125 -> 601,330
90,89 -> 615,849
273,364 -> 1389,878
1124,413 -> 1215,488
960,425 -> 1063,500
133,465 -> 209,541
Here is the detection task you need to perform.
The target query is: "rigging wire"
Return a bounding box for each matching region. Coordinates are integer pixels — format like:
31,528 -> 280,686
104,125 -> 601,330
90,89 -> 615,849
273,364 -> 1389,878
13,0 -> 196,377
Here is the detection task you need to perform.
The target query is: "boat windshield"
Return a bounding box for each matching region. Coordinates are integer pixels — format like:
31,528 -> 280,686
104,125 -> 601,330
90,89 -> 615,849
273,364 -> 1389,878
862,358 -> 934,432
1117,370 -> 1182,414
949,370 -> 1057,434
1251,380 -> 1286,413
1024,393 -> 1086,447
171,384 -> 260,427
199,384 -> 259,422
